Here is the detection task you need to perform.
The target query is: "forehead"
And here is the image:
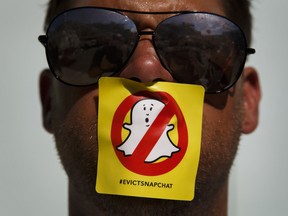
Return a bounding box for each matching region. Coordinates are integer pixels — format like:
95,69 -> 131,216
60,0 -> 226,28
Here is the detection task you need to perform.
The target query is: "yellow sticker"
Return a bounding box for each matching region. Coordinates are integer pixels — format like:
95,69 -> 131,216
96,77 -> 205,201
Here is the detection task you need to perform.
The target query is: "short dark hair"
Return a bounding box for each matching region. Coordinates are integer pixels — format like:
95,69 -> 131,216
44,0 -> 252,45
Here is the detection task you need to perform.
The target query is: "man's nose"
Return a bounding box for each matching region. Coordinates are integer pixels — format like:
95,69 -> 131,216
118,36 -> 175,83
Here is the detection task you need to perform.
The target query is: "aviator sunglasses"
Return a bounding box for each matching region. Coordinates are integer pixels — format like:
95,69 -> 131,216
38,7 -> 255,93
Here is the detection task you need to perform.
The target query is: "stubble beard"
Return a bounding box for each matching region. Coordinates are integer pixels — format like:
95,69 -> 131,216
52,96 -> 243,215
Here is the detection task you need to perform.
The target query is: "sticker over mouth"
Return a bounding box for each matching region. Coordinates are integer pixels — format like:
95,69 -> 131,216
96,77 -> 205,201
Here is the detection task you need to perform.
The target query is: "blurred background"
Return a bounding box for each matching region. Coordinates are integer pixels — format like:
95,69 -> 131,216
0,0 -> 287,215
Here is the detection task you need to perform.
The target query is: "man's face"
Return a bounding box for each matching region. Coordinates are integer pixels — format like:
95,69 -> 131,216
40,0 -> 260,212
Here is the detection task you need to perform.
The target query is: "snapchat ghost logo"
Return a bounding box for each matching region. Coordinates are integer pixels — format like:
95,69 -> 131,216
117,98 -> 180,163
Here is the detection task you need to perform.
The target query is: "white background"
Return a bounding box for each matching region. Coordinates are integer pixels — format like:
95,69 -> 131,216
0,0 -> 287,215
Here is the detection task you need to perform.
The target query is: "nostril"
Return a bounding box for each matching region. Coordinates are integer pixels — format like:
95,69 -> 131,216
129,77 -> 142,82
153,78 -> 166,82
128,77 -> 166,83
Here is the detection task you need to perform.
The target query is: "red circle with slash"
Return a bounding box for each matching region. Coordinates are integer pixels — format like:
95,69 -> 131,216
111,91 -> 188,176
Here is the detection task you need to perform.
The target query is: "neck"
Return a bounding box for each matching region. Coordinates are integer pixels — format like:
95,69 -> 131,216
68,180 -> 228,216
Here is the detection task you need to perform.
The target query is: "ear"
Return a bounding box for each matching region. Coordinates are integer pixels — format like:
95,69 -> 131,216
241,67 -> 261,134
39,69 -> 54,133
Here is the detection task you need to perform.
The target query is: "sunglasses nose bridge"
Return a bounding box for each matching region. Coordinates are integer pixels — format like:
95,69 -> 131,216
137,30 -> 155,42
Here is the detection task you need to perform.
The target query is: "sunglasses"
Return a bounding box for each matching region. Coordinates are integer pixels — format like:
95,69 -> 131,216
38,7 -> 255,93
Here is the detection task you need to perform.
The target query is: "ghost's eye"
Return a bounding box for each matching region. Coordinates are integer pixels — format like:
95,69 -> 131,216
150,107 -> 153,111
144,107 -> 146,111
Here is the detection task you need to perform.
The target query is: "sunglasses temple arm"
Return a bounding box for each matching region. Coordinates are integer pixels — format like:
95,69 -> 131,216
247,48 -> 256,55
38,35 -> 48,47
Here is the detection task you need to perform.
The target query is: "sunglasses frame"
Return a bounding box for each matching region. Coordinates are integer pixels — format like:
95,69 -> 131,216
38,7 -> 255,93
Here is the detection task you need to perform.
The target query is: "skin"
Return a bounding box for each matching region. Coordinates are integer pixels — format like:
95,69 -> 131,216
39,0 -> 261,215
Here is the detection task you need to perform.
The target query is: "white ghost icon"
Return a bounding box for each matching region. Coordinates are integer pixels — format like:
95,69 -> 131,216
117,98 -> 180,163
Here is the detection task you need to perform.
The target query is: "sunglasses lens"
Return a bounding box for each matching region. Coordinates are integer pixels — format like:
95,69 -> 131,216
154,13 -> 247,93
46,8 -> 137,85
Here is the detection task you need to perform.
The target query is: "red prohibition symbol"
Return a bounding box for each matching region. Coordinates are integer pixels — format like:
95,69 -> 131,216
111,91 -> 188,176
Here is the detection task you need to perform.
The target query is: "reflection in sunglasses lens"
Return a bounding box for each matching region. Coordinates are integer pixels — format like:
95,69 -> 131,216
47,8 -> 137,85
154,13 -> 247,93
